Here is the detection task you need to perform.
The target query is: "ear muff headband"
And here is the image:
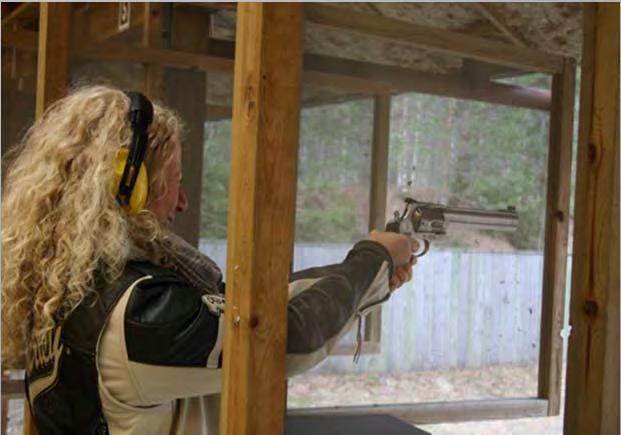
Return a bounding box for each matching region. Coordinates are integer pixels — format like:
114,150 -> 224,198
115,91 -> 153,214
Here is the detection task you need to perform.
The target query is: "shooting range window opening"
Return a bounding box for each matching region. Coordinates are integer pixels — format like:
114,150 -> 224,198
288,82 -> 554,412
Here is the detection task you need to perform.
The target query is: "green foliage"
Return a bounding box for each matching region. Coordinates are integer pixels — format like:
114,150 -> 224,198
200,79 -> 555,250
200,120 -> 231,239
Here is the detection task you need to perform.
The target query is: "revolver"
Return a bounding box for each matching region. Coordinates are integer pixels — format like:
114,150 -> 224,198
385,197 -> 519,257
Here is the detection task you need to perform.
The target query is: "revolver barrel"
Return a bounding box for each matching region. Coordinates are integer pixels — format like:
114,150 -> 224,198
441,206 -> 518,232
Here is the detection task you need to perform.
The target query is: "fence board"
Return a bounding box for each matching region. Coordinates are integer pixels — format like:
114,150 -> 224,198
199,241 -> 554,373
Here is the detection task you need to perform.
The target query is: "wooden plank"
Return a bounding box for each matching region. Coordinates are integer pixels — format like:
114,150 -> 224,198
143,2 -> 165,99
0,379 -> 25,400
304,3 -> 564,74
564,3 -> 620,434
289,398 -> 549,424
4,30 -> 551,110
210,37 -> 551,111
219,4 -> 303,435
74,41 -> 234,73
537,58 -> 576,415
35,3 -> 71,117
1,28 -> 38,51
473,3 -> 527,48
368,94 -> 391,233
166,5 -> 209,247
304,54 -> 551,111
364,94 -> 391,345
206,104 -> 233,121
304,70 -> 391,94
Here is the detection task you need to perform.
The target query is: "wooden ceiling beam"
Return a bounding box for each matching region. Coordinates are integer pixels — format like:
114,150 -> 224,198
461,59 -> 533,84
3,29 -> 551,110
304,3 -> 564,74
208,37 -> 549,110
2,31 -> 389,94
306,53 -> 551,110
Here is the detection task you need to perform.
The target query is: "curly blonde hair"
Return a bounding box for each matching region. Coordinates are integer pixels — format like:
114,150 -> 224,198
2,86 -> 183,367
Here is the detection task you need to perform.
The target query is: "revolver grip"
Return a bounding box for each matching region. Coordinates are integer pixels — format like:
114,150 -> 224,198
385,220 -> 401,233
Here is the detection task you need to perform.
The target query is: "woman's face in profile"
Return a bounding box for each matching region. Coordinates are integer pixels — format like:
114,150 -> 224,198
146,138 -> 188,225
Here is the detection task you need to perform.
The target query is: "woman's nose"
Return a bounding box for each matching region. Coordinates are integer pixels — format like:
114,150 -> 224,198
177,187 -> 189,212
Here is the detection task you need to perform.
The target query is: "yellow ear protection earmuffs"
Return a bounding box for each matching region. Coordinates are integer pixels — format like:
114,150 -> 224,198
114,91 -> 153,214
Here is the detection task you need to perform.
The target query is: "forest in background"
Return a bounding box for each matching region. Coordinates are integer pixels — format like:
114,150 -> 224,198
200,74 -> 576,251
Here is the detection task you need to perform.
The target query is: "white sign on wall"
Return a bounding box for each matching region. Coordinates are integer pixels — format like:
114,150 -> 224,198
118,2 -> 131,32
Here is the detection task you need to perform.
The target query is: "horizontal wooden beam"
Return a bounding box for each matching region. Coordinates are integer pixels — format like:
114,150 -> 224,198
1,379 -> 25,400
1,28 -> 38,51
288,398 -> 549,425
304,3 -> 564,74
305,53 -> 551,110
205,104 -> 231,121
74,40 -> 234,72
211,38 -> 551,111
4,30 -> 551,110
461,59 -> 533,82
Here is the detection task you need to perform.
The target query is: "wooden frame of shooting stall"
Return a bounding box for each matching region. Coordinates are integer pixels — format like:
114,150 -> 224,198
1,3 -> 618,435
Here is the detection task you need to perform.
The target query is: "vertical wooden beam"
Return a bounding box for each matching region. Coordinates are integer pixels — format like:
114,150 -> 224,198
364,94 -> 391,344
564,3 -> 620,434
537,57 -> 576,415
143,2 -> 165,99
27,4 -> 72,433
220,4 -> 302,435
167,6 -> 210,247
35,2 -> 71,117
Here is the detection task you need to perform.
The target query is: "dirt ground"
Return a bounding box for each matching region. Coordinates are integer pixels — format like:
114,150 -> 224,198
5,364 -> 564,434
288,363 -> 564,435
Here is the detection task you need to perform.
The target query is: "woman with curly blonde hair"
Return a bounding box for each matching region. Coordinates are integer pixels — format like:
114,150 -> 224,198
2,86 -> 182,364
2,85 -> 417,434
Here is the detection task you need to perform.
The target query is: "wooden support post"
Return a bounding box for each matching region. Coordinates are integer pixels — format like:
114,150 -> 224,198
364,94 -> 391,344
368,95 -> 391,233
167,6 -> 210,247
27,5 -> 72,433
564,3 -> 620,434
143,2 -> 165,99
537,58 -> 576,415
220,4 -> 302,435
35,2 -> 71,117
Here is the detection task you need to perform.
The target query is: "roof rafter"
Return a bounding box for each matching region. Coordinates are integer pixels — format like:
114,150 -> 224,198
473,3 -> 528,48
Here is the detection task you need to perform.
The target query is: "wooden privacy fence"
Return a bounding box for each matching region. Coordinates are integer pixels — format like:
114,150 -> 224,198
200,240 -> 572,373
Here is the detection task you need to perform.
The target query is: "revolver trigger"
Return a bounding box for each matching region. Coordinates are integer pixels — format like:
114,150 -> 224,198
414,239 -> 430,257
